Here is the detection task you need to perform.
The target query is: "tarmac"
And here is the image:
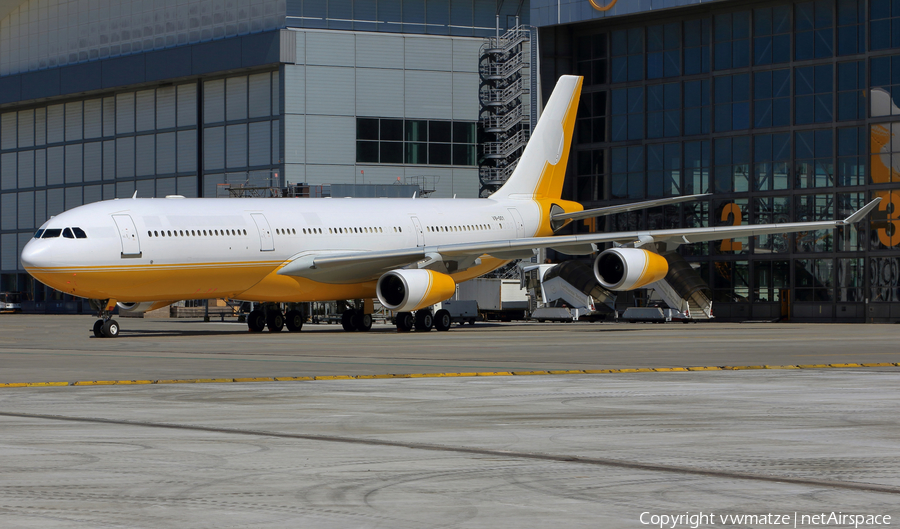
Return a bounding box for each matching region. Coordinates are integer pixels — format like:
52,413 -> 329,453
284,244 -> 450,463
1,315 -> 899,527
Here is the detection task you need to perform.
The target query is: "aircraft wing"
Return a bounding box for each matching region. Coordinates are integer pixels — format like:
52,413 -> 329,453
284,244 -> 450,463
278,198 -> 880,283
550,193 -> 711,222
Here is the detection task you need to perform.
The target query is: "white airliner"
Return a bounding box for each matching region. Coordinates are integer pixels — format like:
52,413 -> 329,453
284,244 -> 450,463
21,75 -> 880,337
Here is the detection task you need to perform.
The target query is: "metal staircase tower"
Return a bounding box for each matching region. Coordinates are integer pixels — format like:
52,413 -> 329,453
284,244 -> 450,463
478,19 -> 539,197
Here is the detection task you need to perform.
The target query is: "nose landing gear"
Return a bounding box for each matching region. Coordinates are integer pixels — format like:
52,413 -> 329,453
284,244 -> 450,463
90,299 -> 120,338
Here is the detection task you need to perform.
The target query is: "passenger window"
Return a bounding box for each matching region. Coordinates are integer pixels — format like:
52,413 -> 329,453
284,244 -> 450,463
42,229 -> 62,238
63,228 -> 75,239
73,228 -> 87,239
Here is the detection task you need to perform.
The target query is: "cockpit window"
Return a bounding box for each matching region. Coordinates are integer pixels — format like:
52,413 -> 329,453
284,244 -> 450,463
72,227 -> 87,239
33,229 -> 44,239
42,229 -> 62,238
63,228 -> 75,239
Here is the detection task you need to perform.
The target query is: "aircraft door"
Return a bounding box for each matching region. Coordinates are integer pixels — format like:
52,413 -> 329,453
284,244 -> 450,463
111,214 -> 142,258
507,208 -> 525,238
410,216 -> 425,247
251,213 -> 275,251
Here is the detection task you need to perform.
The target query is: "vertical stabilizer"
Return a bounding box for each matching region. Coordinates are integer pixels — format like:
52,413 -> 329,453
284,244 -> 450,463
491,75 -> 582,200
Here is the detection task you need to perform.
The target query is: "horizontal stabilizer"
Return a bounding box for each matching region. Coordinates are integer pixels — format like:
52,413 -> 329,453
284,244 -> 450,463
551,194 -> 711,222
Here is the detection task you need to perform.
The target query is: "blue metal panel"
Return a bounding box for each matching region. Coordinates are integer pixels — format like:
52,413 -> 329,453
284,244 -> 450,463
18,70 -> 57,101
59,62 -> 103,94
192,39 -> 243,75
241,32 -> 283,67
0,75 -> 24,105
101,55 -> 146,89
146,47 -> 192,82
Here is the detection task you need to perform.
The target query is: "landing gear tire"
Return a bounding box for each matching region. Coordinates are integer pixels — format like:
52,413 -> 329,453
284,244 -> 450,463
341,310 -> 355,331
433,309 -> 452,332
414,310 -> 433,331
355,312 -> 373,332
285,310 -> 304,332
396,311 -> 414,332
266,311 -> 284,332
101,319 -> 120,338
247,309 -> 266,332
93,319 -> 104,337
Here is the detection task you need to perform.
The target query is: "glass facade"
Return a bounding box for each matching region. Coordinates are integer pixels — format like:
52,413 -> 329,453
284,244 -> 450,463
540,0 -> 900,322
0,68 -> 281,304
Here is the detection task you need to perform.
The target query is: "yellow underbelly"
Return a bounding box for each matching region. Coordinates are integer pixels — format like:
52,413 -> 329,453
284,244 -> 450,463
27,256 -> 510,303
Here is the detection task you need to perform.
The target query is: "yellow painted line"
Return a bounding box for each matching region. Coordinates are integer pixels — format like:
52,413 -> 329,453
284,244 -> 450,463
4,363 -> 900,390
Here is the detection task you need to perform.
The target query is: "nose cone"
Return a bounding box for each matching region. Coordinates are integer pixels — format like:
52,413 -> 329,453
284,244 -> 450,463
20,238 -> 49,270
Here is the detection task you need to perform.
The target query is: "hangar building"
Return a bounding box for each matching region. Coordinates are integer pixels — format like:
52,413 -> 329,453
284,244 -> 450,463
536,0 -> 900,322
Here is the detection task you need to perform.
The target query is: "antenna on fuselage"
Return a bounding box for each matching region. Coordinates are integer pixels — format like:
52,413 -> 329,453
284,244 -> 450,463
132,191 -> 138,199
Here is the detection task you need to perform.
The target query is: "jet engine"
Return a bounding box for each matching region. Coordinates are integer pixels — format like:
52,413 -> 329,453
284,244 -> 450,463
117,301 -> 174,314
376,269 -> 456,312
592,248 -> 668,291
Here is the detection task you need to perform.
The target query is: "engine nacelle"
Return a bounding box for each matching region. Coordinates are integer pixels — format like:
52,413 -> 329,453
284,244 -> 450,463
117,301 -> 173,314
376,269 -> 457,312
593,248 -> 668,291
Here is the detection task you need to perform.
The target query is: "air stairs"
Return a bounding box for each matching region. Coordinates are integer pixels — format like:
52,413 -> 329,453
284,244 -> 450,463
647,252 -> 714,320
478,22 -> 539,197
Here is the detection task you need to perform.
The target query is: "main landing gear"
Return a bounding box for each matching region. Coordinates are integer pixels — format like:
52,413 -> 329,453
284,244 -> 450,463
395,308 -> 452,332
341,308 -> 372,332
90,299 -> 120,338
247,305 -> 306,333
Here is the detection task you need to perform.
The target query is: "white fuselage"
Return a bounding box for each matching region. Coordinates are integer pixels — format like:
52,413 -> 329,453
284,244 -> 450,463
21,196 -> 541,303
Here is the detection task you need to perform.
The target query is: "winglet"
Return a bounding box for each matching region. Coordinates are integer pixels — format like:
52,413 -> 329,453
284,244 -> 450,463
839,197 -> 882,225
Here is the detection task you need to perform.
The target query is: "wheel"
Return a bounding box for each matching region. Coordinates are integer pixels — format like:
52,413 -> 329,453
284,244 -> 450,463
341,309 -> 356,331
101,319 -> 119,338
414,309 -> 433,331
93,319 -> 104,337
396,311 -> 414,332
434,309 -> 452,332
266,311 -> 284,332
285,310 -> 304,332
355,312 -> 373,332
247,309 -> 266,332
